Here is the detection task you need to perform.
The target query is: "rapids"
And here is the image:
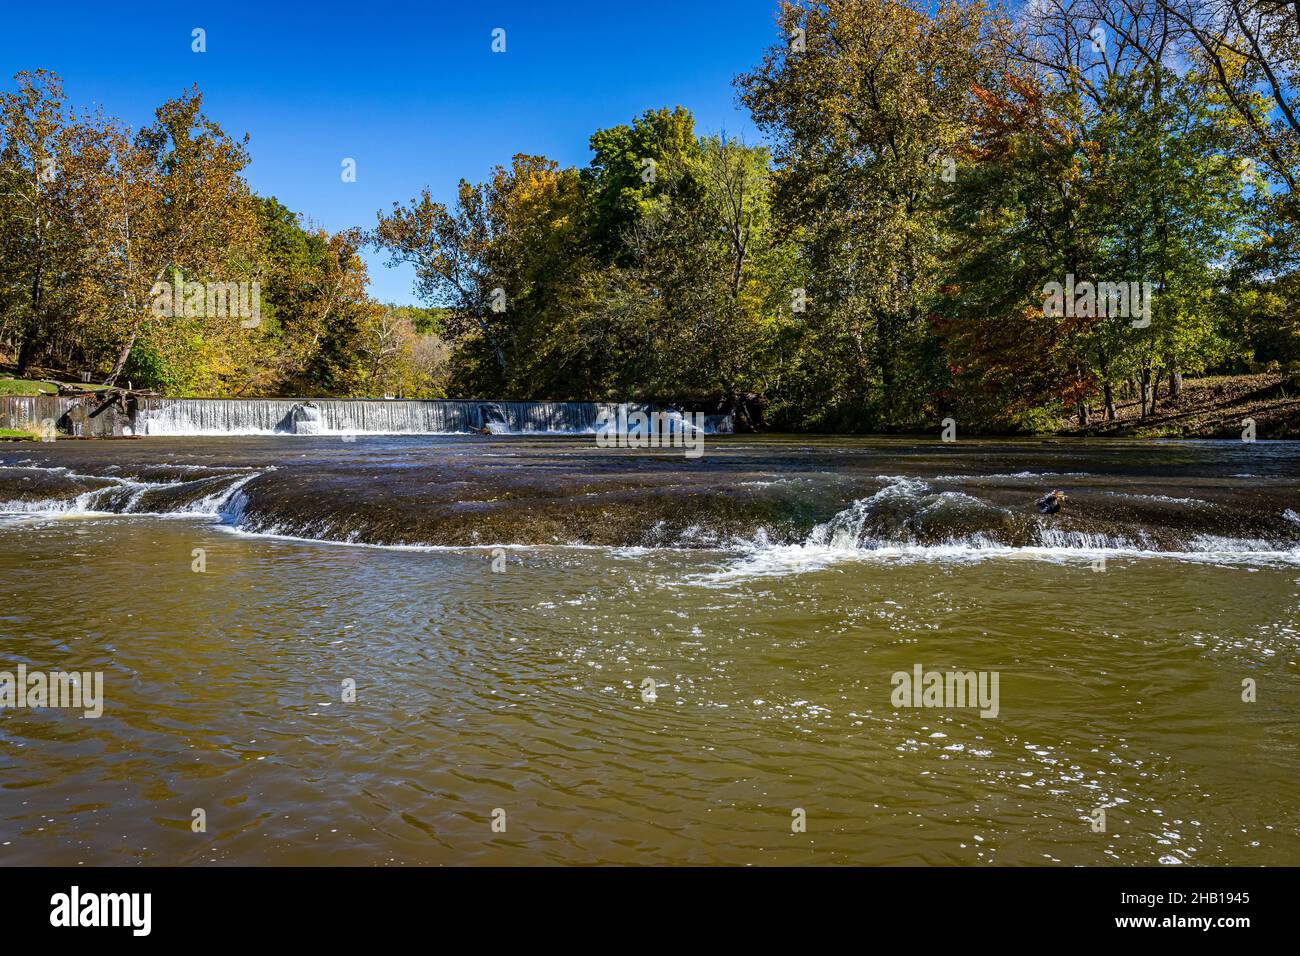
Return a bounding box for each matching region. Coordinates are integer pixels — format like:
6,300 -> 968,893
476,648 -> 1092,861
1,435 -> 1296,562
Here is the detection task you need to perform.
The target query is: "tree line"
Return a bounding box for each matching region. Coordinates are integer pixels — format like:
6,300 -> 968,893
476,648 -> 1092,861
0,72 -> 447,397
3,0 -> 1297,431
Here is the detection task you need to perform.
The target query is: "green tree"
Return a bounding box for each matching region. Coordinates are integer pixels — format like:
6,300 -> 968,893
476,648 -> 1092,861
583,106 -> 700,263
0,71 -> 86,374
740,0 -> 1005,430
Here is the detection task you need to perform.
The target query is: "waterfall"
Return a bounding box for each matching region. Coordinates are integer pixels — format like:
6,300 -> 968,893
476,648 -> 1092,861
133,399 -> 732,436
290,402 -> 324,435
138,399 -> 481,435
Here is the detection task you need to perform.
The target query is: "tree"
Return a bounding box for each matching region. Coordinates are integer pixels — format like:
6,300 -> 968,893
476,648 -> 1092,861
740,0 -> 1006,430
605,135 -> 788,422
481,155 -> 592,397
373,177 -> 509,379
583,107 -> 700,263
978,0 -> 1260,420
1154,0 -> 1298,200
936,69 -> 1099,428
247,199 -> 375,395
0,71 -> 85,374
74,87 -> 255,385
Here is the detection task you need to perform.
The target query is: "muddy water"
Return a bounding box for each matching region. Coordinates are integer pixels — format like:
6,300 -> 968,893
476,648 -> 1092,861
0,436 -> 1297,864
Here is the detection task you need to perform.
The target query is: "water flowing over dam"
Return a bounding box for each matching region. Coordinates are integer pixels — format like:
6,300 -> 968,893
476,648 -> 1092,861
1,435 -> 1296,559
3,395 -> 734,437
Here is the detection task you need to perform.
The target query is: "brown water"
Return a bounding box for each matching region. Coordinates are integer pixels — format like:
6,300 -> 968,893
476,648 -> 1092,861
0,436 -> 1297,865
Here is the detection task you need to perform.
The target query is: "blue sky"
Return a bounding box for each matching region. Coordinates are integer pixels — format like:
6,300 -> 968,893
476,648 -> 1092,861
0,0 -> 780,304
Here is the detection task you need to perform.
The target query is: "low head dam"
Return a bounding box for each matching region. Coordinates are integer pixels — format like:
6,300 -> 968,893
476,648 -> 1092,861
0,395 -> 735,438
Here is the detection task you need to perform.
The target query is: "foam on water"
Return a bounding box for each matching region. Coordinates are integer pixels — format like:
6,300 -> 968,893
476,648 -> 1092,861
933,470 -> 1089,481
3,467 -> 1297,569
0,467 -> 263,521
688,476 -> 1300,582
691,535 -> 1300,584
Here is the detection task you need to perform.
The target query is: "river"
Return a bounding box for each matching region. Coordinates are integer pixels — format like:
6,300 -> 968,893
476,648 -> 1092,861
0,435 -> 1296,864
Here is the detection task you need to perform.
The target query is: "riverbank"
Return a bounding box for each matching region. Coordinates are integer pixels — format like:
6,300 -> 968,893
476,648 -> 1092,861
1062,373 -> 1300,439
0,375 -> 111,396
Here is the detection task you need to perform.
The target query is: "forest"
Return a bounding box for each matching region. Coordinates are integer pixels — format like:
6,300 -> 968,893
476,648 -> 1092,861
1,0 -> 1297,433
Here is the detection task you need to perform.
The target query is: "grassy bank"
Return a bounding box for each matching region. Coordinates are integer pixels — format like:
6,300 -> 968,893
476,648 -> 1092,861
0,376 -> 110,396
0,378 -> 58,396
1061,374 -> 1300,438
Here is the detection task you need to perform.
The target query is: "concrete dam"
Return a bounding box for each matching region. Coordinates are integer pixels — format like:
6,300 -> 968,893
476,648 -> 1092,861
1,395 -> 734,437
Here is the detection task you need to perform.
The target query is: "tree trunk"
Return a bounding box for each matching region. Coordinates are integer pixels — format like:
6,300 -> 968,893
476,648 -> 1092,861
730,392 -> 754,432
1169,365 -> 1182,400
16,251 -> 44,376
1073,363 -> 1090,427
475,313 -> 508,374
103,325 -> 139,387
15,335 -> 38,377
876,313 -> 896,407
1104,382 -> 1116,421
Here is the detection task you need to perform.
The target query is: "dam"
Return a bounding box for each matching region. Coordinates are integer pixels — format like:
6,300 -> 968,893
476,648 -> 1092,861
0,395 -> 734,437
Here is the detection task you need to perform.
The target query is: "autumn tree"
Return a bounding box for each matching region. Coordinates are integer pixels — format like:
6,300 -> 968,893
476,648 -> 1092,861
965,0 -> 1259,421
71,88 -> 257,386
740,0 -> 1006,430
244,199 -> 376,394
373,175 -> 510,381
0,71 -> 87,374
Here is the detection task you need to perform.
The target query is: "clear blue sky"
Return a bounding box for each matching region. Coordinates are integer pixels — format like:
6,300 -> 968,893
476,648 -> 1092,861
0,0 -> 780,304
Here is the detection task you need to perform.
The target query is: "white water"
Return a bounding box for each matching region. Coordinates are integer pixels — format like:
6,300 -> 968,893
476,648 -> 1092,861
0,467 -> 263,520
689,477 -> 1300,582
135,399 -> 734,437
3,469 -> 1297,570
